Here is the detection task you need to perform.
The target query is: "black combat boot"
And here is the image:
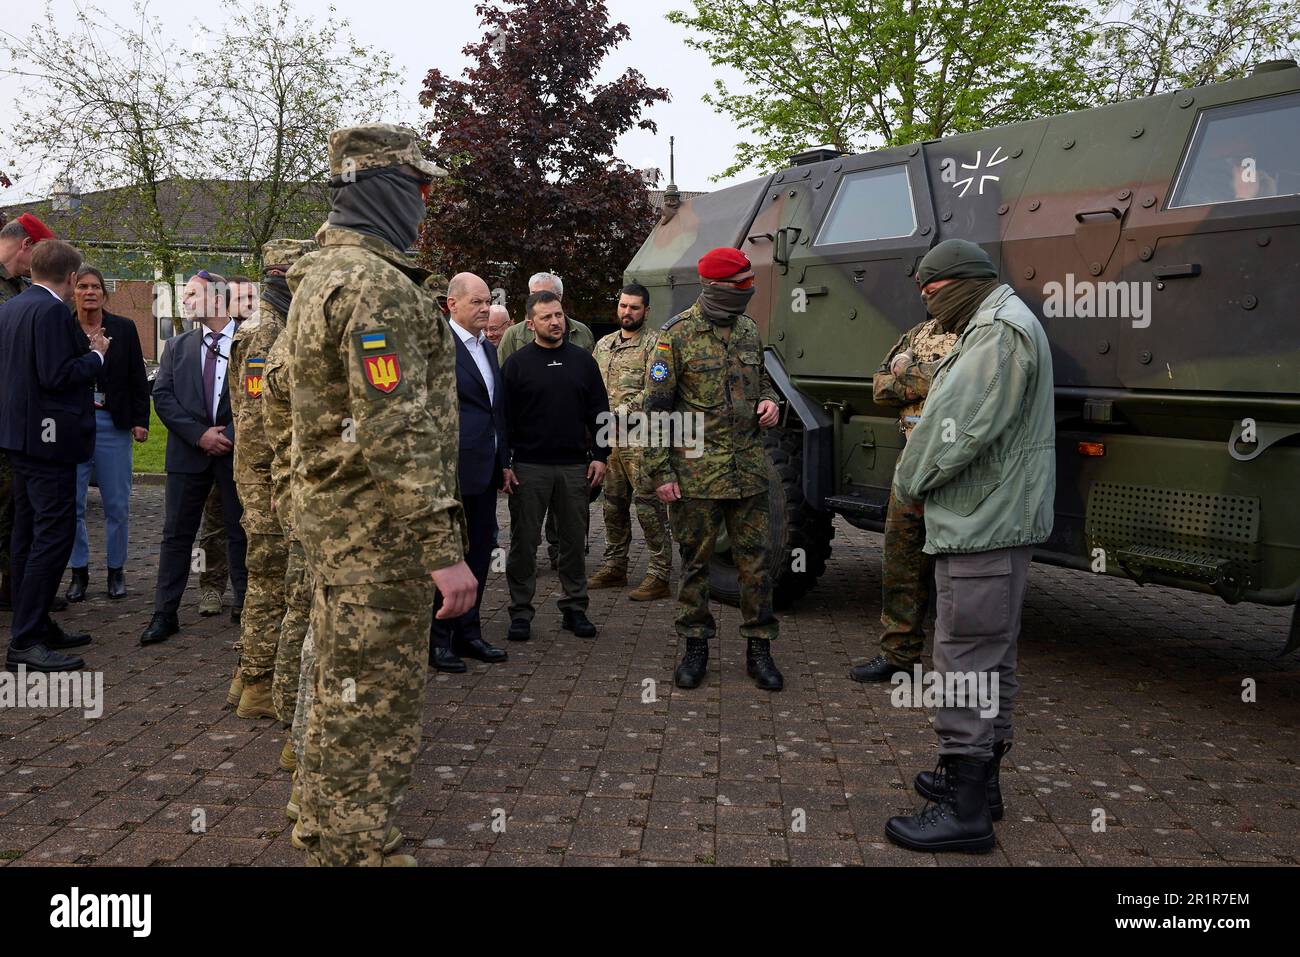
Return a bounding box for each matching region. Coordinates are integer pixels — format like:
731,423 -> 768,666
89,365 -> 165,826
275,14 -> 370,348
914,740 -> 1010,821
66,567 -> 89,603
674,638 -> 709,689
745,637 -> 784,691
886,756 -> 995,853
107,567 -> 127,599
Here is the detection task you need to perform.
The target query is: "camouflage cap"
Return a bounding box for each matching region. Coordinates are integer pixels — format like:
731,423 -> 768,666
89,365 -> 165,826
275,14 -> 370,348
261,238 -> 317,270
422,272 -> 450,298
916,239 -> 997,286
329,124 -> 448,181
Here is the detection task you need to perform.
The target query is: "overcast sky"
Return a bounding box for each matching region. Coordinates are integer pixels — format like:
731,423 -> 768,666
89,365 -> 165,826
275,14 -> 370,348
1,0 -> 762,203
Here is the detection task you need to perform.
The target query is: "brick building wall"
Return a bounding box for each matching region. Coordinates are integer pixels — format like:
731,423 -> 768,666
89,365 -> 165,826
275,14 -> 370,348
104,280 -> 162,362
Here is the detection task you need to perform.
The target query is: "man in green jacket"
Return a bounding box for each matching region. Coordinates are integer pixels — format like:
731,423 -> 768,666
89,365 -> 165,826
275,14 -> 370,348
883,239 -> 1055,855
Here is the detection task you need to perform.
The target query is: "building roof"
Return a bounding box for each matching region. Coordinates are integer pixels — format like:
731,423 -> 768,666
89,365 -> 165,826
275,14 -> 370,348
0,177 -> 328,252
647,188 -> 706,210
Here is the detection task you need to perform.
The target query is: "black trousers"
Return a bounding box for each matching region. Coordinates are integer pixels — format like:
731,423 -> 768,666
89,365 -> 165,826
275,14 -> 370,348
430,488 -> 497,650
8,453 -> 78,651
153,460 -> 247,616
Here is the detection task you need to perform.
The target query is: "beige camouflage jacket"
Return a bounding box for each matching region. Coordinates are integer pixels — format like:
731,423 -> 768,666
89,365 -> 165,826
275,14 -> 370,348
284,226 -> 465,584
262,326 -> 297,538
230,303 -> 287,522
593,324 -> 657,450
873,317 -> 959,437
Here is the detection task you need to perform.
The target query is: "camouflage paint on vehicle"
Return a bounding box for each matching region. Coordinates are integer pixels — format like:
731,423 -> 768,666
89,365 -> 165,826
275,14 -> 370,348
628,61 -> 1300,645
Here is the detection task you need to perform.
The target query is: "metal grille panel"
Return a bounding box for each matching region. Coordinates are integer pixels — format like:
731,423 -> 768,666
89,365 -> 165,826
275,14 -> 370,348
1086,483 -> 1260,594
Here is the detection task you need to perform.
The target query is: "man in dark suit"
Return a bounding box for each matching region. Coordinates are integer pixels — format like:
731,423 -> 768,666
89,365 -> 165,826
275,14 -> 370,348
429,272 -> 510,672
139,271 -> 248,644
0,240 -> 110,671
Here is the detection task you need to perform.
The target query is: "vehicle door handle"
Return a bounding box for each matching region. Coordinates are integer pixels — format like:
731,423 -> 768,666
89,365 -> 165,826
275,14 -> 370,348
1152,263 -> 1201,279
1074,206 -> 1123,222
746,233 -> 774,244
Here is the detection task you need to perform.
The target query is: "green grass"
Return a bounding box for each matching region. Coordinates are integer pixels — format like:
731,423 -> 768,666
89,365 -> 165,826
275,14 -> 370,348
132,406 -> 168,473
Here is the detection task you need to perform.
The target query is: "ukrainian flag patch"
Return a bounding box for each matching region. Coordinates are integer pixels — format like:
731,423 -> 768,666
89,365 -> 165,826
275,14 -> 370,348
246,357 -> 266,369
361,332 -> 388,351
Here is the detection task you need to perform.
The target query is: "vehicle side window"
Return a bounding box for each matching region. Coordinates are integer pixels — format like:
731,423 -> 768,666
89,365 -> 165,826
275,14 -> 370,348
815,165 -> 916,245
1169,92 -> 1300,208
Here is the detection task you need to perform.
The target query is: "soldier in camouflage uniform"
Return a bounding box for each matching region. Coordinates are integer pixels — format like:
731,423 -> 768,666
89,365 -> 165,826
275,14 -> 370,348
286,124 -> 475,867
227,240 -> 316,726
849,315 -> 960,683
0,214 -> 51,612
196,483 -> 229,615
263,250 -> 319,739
588,282 -> 672,601
644,247 -> 785,691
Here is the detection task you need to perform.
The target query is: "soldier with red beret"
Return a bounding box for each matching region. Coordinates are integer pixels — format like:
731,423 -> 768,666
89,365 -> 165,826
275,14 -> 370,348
643,246 -> 786,691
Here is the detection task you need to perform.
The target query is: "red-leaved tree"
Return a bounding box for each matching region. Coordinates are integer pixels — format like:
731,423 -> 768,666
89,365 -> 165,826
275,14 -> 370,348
418,0 -> 669,325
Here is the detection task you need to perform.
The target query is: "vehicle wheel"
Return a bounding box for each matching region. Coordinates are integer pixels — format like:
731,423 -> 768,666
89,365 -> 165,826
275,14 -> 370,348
708,426 -> 834,609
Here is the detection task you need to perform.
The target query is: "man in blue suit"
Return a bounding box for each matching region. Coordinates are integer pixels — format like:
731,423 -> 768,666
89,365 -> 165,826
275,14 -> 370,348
0,241 -> 110,671
429,272 -> 510,672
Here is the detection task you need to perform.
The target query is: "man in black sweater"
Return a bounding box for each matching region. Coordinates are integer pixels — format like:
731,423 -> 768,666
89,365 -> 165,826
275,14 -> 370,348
501,290 -> 609,642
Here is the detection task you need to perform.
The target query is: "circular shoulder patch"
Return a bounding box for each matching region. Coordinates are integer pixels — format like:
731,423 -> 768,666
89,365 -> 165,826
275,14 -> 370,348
649,360 -> 670,382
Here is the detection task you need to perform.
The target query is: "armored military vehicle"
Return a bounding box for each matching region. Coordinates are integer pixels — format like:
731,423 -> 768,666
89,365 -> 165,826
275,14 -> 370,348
626,60 -> 1300,652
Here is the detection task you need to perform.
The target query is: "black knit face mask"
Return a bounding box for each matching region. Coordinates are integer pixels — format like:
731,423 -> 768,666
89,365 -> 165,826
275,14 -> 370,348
327,167 -> 428,252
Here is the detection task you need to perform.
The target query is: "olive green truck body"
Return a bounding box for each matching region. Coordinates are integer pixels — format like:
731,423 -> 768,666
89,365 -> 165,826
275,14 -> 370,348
626,62 -> 1300,650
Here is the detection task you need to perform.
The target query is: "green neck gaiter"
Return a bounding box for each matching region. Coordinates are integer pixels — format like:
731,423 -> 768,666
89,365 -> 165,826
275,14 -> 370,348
923,278 -> 1000,335
697,284 -> 754,326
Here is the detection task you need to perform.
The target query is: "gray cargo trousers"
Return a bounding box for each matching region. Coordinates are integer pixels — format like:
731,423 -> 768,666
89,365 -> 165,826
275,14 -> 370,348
932,545 -> 1034,759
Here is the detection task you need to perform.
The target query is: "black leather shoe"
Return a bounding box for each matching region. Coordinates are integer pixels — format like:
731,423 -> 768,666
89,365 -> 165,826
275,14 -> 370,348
45,625 -> 92,650
140,612 -> 180,645
746,637 -> 784,691
66,567 -> 89,603
915,741 -> 1010,821
231,607 -> 242,625
886,757 -> 995,854
6,642 -> 84,672
456,637 -> 507,663
431,646 -> 467,673
107,567 -> 127,600
507,617 -> 531,642
849,654 -> 916,683
674,637 -> 709,689
560,609 -> 597,638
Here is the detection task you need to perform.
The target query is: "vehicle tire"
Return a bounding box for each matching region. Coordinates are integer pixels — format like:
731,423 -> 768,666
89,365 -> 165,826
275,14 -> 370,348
708,426 -> 834,609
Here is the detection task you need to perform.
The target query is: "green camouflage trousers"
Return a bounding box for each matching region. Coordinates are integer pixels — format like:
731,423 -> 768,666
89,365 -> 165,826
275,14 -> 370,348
600,448 -> 671,580
236,504 -> 287,685
273,538 -> 312,723
669,492 -> 778,642
879,489 -> 933,665
291,624 -> 318,839
198,485 -> 228,595
300,578 -> 433,866
0,452 -> 12,573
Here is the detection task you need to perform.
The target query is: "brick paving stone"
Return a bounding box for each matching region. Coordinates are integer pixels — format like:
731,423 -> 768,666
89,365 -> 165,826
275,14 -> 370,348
84,829 -> 191,867
26,827 -> 126,863
0,486 -> 1296,867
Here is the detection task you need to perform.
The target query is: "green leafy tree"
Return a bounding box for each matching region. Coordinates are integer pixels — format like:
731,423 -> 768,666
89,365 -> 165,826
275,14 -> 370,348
0,0 -> 207,303
1088,0 -> 1300,102
668,0 -> 1098,178
200,0 -> 401,266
